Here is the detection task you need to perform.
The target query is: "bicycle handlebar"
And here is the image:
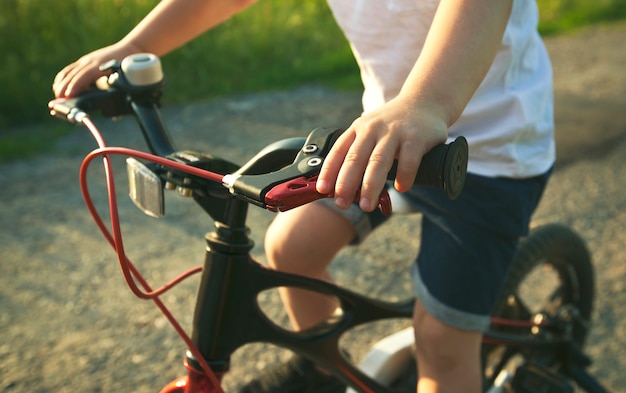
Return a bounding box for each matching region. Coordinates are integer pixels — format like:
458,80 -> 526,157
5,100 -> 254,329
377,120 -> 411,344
227,127 -> 468,213
49,53 -> 468,214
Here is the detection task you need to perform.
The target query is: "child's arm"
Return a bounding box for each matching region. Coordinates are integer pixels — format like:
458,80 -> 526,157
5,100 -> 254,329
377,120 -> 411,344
53,0 -> 257,98
316,0 -> 513,212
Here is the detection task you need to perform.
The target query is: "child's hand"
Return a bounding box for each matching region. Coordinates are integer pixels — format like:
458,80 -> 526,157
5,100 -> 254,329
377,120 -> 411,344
53,43 -> 141,98
316,95 -> 448,212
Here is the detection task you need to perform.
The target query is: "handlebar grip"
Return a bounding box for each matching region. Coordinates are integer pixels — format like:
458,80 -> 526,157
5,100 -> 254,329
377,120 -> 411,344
387,136 -> 468,200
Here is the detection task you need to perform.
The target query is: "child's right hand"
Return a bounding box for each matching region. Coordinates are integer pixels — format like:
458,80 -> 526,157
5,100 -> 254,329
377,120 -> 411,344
53,42 -> 142,98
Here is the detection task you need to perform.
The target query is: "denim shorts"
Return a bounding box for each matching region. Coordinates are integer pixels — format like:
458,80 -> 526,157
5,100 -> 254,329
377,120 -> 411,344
317,169 -> 551,332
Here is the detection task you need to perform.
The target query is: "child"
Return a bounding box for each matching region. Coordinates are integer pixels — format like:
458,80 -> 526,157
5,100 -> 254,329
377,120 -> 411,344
54,1 -> 555,392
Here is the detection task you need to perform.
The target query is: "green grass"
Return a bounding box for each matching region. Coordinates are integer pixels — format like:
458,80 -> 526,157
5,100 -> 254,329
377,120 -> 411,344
538,0 -> 626,35
0,122 -> 73,162
1,0 -> 625,162
160,2 -> 359,104
0,0 -> 358,132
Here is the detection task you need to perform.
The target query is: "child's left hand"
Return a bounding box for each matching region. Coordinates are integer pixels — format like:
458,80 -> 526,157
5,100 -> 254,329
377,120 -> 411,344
316,94 -> 448,212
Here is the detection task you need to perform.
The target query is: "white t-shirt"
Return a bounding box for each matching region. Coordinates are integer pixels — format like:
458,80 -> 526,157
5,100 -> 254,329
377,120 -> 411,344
327,0 -> 555,178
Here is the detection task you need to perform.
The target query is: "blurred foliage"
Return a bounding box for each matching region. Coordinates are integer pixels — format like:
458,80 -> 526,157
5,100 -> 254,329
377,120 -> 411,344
0,0 -> 355,133
538,0 -> 626,35
1,0 -> 625,138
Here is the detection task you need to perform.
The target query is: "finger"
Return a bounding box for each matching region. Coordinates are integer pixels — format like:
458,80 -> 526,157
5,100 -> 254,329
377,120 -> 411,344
359,139 -> 397,211
65,64 -> 105,97
393,139 -> 423,192
54,63 -> 87,98
53,64 -> 79,97
317,129 -> 361,209
54,60 -> 82,83
64,68 -> 96,97
316,129 -> 353,194
333,134 -> 377,209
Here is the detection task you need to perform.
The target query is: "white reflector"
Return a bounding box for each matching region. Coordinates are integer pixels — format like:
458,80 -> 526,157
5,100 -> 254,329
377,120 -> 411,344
126,157 -> 164,218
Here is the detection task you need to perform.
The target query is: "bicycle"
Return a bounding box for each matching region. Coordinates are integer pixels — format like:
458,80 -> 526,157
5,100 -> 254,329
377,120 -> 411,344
48,53 -> 609,393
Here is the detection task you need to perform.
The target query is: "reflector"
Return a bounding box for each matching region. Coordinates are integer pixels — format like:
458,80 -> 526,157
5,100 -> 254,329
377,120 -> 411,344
126,157 -> 164,217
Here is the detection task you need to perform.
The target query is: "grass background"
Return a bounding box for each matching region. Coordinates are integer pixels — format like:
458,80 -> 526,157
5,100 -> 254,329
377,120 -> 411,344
1,0 -> 625,161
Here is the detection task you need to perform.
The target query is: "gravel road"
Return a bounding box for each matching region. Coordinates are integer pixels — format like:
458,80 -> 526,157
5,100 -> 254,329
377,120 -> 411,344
1,23 -> 625,392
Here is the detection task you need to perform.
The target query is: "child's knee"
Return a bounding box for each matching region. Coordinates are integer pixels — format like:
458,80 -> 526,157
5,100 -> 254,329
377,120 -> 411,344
263,207 -> 327,271
264,203 -> 355,272
413,304 -> 481,369
264,216 -> 298,269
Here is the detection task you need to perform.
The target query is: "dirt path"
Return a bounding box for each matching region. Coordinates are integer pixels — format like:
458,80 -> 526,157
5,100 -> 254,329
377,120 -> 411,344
1,23 -> 625,392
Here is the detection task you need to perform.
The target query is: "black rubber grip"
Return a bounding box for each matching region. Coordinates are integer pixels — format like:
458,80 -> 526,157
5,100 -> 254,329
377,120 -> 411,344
387,136 -> 468,200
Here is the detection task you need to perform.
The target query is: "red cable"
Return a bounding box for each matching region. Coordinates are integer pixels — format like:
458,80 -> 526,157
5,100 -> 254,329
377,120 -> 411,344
80,116 -> 225,392
489,317 -> 543,328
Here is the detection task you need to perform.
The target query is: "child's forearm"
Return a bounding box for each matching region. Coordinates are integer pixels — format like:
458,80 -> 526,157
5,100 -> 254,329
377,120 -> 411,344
120,0 -> 258,56
400,0 -> 513,127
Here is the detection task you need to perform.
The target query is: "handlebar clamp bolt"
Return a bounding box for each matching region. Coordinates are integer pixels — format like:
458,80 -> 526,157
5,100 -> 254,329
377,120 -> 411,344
178,187 -> 193,197
177,178 -> 194,197
302,144 -> 318,154
307,157 -> 322,167
164,172 -> 177,190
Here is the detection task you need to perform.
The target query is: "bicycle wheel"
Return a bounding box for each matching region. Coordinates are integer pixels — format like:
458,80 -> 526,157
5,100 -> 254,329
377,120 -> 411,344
483,223 -> 595,383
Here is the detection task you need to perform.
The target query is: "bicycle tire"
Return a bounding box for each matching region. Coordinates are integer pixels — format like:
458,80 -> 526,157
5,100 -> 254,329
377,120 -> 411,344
484,223 -> 595,386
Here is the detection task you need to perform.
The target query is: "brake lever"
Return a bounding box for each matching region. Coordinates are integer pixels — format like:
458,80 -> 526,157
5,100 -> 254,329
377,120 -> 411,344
264,175 -> 392,215
227,126 -> 465,212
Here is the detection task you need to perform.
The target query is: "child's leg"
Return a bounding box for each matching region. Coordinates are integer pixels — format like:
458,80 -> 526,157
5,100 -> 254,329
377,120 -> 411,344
405,170 -> 551,393
413,300 -> 482,393
237,203 -> 362,393
265,201 -> 485,393
264,202 -> 356,330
